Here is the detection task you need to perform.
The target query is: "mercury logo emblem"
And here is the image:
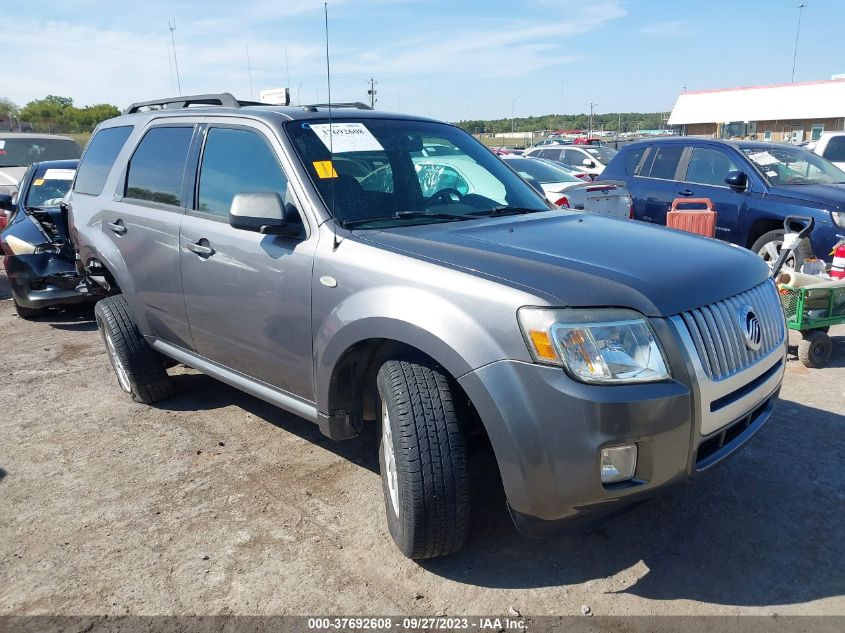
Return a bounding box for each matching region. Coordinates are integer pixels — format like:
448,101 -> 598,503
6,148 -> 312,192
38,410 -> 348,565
739,305 -> 762,351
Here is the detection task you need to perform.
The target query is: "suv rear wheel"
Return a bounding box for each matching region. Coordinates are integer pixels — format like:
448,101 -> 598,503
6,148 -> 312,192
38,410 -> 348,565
751,229 -> 812,269
94,295 -> 176,404
376,359 -> 470,559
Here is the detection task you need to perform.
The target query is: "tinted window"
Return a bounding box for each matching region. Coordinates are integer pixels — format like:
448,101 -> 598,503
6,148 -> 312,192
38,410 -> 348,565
0,138 -> 81,168
624,147 -> 645,176
74,126 -> 133,195
644,146 -> 683,179
198,127 -> 288,216
562,149 -> 585,166
125,127 -> 193,206
823,136 -> 845,163
684,147 -> 738,186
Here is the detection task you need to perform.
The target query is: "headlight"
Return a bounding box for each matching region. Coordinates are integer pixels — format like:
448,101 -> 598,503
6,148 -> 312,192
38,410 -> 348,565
518,307 -> 670,384
832,211 -> 845,229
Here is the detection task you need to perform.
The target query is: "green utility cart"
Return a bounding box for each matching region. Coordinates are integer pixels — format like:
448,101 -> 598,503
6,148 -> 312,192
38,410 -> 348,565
779,284 -> 845,367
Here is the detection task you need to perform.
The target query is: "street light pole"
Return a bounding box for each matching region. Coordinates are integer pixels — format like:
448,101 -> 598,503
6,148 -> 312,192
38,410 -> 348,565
511,96 -> 519,134
791,3 -> 807,83
589,102 -> 597,137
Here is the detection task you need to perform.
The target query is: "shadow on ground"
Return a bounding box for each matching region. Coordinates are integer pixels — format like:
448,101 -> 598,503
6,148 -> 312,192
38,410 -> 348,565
153,371 -> 843,607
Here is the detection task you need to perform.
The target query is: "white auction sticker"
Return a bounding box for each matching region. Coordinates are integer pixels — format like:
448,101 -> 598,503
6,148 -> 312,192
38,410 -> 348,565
0,140 -> 5,149
309,122 -> 384,153
43,168 -> 76,180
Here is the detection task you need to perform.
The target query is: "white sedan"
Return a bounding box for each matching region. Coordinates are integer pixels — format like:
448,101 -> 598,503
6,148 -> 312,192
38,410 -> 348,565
500,155 -> 632,219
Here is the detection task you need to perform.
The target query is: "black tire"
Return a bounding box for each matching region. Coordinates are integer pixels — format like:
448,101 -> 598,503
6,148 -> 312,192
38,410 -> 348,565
94,295 -> 176,404
376,359 -> 470,559
797,330 -> 832,368
751,229 -> 812,269
14,301 -> 46,320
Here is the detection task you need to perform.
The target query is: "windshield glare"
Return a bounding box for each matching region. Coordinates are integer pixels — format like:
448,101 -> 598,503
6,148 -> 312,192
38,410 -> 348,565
287,119 -> 549,228
741,145 -> 845,185
24,168 -> 75,207
0,138 -> 81,168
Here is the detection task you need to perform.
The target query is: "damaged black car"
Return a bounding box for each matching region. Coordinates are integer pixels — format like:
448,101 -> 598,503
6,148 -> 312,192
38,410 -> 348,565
0,159 -> 95,318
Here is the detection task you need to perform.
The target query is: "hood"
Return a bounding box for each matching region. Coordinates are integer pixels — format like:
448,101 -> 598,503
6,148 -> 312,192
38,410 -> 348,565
358,212 -> 771,317
0,166 -> 27,190
766,183 -> 845,210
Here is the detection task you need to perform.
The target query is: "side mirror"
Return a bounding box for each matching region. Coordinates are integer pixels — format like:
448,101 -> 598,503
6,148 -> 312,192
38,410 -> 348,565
724,170 -> 748,190
0,193 -> 13,212
582,158 -> 595,168
228,192 -> 300,236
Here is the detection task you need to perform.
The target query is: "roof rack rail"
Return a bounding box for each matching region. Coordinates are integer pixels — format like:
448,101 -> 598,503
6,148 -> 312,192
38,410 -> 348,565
301,102 -> 373,112
123,92 -> 242,115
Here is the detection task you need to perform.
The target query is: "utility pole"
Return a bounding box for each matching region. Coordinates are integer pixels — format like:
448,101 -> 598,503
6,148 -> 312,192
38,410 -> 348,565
246,44 -> 254,99
511,96 -> 519,134
168,19 -> 182,96
791,3 -> 807,83
589,102 -> 597,137
285,48 -> 290,92
367,77 -> 378,109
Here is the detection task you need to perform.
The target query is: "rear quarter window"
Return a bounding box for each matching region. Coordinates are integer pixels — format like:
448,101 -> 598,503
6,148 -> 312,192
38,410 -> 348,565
73,126 -> 133,195
623,147 -> 646,176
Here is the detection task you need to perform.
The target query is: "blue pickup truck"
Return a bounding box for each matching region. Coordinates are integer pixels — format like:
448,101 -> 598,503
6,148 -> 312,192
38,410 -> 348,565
598,137 -> 845,264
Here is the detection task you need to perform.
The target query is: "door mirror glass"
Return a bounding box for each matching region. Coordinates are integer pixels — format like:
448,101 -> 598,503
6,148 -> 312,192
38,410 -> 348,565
229,192 -> 297,235
0,193 -> 13,211
724,170 -> 748,190
582,158 -> 595,168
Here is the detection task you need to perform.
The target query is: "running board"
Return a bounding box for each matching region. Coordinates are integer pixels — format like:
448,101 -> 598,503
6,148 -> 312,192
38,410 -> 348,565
151,340 -> 319,424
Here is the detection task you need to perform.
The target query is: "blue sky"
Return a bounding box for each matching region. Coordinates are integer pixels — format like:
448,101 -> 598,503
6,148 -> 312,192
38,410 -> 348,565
6,0 -> 845,121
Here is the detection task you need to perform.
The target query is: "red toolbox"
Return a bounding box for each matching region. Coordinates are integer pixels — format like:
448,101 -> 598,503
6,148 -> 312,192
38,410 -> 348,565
666,198 -> 717,238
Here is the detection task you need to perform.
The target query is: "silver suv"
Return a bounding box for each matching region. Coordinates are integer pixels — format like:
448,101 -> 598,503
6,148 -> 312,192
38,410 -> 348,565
68,93 -> 787,559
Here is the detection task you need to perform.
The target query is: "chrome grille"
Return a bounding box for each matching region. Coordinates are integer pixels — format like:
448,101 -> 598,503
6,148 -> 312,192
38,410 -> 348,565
677,279 -> 785,381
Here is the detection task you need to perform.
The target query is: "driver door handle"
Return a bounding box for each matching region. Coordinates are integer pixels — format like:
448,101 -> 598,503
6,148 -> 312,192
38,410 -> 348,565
187,240 -> 215,257
678,189 -> 694,197
108,220 -> 127,235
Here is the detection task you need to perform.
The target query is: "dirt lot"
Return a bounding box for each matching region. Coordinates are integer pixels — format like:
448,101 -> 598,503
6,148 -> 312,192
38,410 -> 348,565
1,267 -> 843,617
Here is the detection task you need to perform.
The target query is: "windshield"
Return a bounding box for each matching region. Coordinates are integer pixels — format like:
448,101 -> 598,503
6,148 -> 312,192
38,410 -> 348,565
287,118 -> 549,228
24,165 -> 76,207
585,147 -> 618,164
0,138 -> 82,168
503,157 -> 581,183
741,145 -> 845,185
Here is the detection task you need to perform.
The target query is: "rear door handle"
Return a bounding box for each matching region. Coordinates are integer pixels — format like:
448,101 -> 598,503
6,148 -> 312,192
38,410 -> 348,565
108,220 -> 127,235
678,189 -> 694,197
187,240 -> 215,257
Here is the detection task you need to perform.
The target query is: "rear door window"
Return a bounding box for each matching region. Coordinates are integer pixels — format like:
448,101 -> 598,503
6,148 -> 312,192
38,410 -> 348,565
684,147 -> 739,186
623,147 -> 646,176
823,136 -> 845,163
197,127 -> 289,217
73,126 -> 133,195
642,145 -> 684,180
124,126 -> 194,206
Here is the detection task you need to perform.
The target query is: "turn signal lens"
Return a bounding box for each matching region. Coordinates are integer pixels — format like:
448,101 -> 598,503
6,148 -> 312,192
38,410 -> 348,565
529,330 -> 558,361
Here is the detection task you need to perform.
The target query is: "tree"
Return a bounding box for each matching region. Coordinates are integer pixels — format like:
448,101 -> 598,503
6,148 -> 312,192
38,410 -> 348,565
0,98 -> 18,116
18,95 -> 119,133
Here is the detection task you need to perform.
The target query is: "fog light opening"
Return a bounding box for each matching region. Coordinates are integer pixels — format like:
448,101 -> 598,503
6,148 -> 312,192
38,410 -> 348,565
601,444 -> 637,484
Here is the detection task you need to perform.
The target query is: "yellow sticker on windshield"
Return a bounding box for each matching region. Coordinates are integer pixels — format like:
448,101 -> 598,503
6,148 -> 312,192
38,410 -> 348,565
33,179 -> 45,186
313,160 -> 338,179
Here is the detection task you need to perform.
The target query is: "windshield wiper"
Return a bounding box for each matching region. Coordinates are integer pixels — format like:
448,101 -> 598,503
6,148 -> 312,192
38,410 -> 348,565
343,210 -> 476,229
469,205 -> 546,217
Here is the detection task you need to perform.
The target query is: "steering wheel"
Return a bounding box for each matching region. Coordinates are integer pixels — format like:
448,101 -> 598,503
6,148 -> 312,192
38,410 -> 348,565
428,188 -> 464,206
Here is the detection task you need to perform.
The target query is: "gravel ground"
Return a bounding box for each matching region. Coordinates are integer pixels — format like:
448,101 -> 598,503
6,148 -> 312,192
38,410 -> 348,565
0,266 -> 843,617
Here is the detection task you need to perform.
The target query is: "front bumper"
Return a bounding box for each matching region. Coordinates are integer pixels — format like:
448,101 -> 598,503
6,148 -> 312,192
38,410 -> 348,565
458,318 -> 785,537
4,253 -> 92,309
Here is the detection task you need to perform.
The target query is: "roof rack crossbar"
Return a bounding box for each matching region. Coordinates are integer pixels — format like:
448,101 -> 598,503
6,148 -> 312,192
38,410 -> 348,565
123,92 -> 241,115
301,102 -> 373,112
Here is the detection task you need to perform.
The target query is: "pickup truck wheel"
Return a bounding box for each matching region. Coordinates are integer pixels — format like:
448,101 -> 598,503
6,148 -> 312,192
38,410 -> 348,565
377,359 -> 470,559
14,301 -> 46,320
94,295 -> 176,404
751,230 -> 811,269
797,330 -> 832,368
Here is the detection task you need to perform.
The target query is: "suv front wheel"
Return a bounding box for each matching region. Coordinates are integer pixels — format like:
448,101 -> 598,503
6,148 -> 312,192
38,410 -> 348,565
376,359 -> 470,559
94,295 -> 176,404
751,229 -> 812,268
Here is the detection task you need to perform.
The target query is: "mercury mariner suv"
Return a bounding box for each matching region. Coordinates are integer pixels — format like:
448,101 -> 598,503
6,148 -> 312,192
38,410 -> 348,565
67,93 -> 787,559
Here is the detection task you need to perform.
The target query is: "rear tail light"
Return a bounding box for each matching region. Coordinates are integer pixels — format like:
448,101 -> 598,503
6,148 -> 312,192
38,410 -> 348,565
555,195 -> 570,208
576,173 -> 590,181
629,200 -> 634,219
